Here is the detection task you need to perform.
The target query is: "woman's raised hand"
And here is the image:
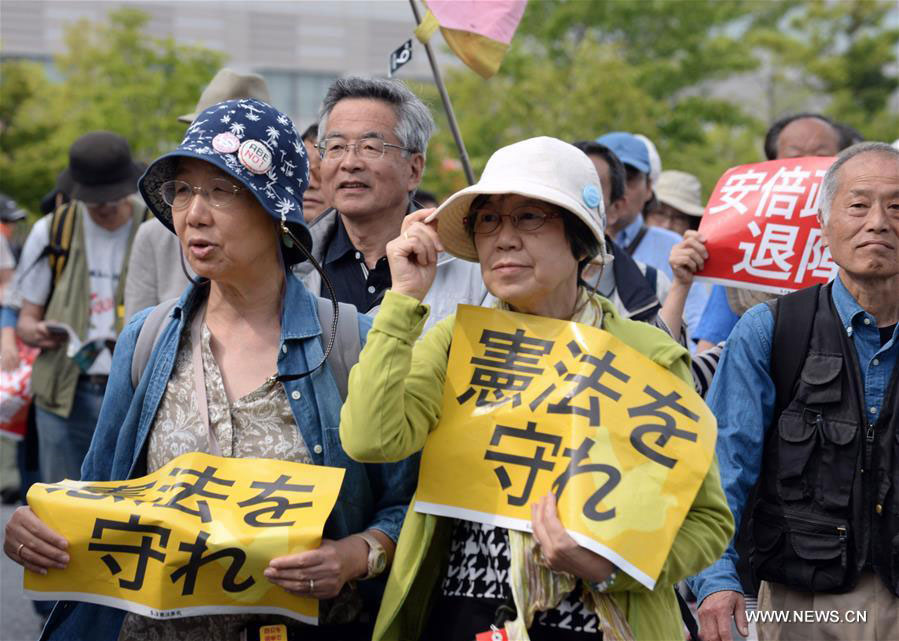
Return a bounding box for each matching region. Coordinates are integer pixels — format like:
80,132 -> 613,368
3,506 -> 69,575
669,230 -> 708,287
385,208 -> 444,302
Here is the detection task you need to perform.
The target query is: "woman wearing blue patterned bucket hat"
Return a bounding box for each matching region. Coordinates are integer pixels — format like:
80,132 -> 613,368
139,98 -> 313,264
6,100 -> 418,641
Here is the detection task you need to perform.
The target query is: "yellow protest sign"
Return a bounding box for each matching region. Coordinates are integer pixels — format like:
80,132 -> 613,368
415,305 -> 717,589
24,451 -> 344,623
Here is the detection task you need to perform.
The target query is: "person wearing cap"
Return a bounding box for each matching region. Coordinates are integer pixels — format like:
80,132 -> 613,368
339,136 -> 733,640
124,68 -> 274,320
295,76 -> 487,328
646,170 -> 704,236
597,133 -> 709,346
573,141 -> 671,324
4,100 -> 417,641
14,131 -> 147,487
0,194 -> 28,504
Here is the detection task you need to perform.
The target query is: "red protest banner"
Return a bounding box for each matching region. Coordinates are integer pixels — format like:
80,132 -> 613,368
695,156 -> 837,294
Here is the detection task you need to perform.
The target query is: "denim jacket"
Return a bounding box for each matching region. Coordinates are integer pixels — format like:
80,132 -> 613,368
40,275 -> 420,641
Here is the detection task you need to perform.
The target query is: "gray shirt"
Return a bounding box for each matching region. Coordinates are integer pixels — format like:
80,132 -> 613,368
124,218 -> 193,320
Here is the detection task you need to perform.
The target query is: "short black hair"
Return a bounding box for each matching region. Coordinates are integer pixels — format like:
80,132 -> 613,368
763,113 -> 850,160
413,189 -> 438,207
464,194 -> 602,277
301,123 -> 318,143
836,122 -> 864,147
571,141 -> 626,205
642,191 -> 658,217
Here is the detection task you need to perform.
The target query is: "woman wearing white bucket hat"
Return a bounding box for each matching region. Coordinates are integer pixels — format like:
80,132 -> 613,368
340,137 -> 732,640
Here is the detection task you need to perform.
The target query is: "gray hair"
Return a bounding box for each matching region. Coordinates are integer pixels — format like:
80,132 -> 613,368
820,141 -> 899,224
318,76 -> 436,159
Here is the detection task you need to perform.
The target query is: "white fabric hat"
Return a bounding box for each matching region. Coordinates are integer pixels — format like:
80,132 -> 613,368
635,134 -> 662,184
432,137 -> 607,263
655,170 -> 705,217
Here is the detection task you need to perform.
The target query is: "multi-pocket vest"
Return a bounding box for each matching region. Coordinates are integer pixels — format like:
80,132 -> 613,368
750,283 -> 899,596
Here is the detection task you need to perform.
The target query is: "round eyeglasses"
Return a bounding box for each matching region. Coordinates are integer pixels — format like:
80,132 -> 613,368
465,208 -> 561,235
160,179 -> 244,211
317,138 -> 413,161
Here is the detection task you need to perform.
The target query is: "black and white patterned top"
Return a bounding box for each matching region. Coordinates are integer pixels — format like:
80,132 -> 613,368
441,519 -> 601,635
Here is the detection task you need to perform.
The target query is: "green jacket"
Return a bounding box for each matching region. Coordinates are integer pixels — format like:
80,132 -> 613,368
31,201 -> 144,417
341,291 -> 734,641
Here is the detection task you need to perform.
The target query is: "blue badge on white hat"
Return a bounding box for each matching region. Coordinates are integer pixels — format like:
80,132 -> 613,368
582,185 -> 601,209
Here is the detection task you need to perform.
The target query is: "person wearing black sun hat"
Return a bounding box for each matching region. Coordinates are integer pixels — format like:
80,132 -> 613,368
15,131 -> 149,490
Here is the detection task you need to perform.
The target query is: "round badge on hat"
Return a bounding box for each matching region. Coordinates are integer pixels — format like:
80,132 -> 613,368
212,132 -> 240,154
238,139 -> 273,174
582,184 -> 601,209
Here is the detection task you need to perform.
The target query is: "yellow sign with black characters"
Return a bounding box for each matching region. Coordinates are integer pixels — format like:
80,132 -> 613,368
415,305 -> 717,589
24,452 -> 345,623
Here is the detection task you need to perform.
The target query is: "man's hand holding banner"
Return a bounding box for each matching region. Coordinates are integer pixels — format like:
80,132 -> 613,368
24,452 -> 344,623
695,156 -> 837,294
414,305 -> 717,589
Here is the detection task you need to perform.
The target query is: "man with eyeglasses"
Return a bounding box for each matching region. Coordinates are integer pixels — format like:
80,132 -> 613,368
14,131 -> 147,485
294,76 -> 487,328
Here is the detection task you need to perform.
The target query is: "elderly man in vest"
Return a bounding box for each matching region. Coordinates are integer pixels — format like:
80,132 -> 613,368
689,141 -> 899,641
16,131 -> 145,484
294,76 -> 486,328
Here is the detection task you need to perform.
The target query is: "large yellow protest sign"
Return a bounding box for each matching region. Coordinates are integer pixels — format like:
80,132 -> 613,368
24,451 -> 344,623
415,305 -> 717,589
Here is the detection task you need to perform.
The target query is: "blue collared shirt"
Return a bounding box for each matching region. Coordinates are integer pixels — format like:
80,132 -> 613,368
687,275 -> 899,604
615,213 -> 711,344
694,285 -> 740,344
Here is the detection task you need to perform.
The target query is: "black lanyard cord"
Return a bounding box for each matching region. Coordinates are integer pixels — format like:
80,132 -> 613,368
275,224 -> 340,383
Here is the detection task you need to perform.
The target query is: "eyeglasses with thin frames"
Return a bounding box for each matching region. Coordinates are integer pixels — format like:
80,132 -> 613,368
160,178 -> 244,211
316,137 -> 413,162
464,208 -> 561,235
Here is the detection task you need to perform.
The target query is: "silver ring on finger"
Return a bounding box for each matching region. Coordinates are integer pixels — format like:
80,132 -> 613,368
309,578 -> 315,592
16,542 -> 25,559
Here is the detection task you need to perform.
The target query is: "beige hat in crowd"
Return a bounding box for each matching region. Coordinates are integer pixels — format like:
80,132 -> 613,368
430,136 -> 608,263
654,170 -> 705,217
178,68 -> 272,123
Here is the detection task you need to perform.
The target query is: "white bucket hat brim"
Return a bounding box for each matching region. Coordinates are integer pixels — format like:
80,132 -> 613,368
428,137 -> 608,264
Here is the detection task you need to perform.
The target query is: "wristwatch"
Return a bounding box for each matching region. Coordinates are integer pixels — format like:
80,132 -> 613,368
356,531 -> 387,580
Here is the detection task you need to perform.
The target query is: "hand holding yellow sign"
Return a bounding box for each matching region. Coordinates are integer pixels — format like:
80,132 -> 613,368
24,451 -> 344,623
415,305 -> 717,589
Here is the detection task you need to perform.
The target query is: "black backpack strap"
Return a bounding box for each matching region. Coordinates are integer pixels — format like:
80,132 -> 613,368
767,284 -> 821,417
38,201 -> 78,304
625,225 -> 649,256
48,201 -> 78,282
643,264 -> 658,292
676,587 -> 701,641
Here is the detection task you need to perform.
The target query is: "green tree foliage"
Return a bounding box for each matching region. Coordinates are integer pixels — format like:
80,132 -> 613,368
421,0 -> 897,200
0,8 -> 224,216
751,0 -> 899,142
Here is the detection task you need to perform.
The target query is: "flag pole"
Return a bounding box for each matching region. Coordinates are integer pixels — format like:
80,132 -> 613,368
409,0 -> 475,185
